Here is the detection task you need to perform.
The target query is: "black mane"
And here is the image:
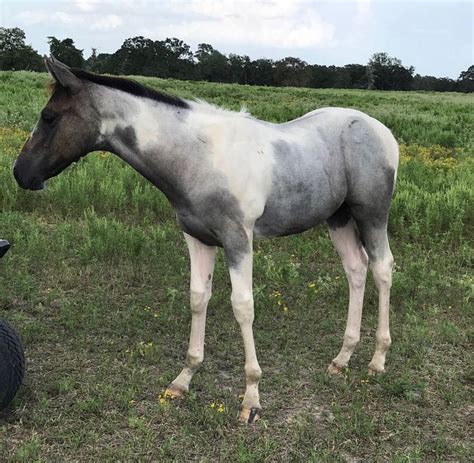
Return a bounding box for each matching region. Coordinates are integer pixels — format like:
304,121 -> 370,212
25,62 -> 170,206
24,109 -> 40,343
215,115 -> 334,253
70,69 -> 190,109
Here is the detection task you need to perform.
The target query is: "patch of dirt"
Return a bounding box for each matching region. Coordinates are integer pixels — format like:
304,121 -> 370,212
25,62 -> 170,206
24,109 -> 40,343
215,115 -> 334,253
277,396 -> 335,426
459,404 -> 474,425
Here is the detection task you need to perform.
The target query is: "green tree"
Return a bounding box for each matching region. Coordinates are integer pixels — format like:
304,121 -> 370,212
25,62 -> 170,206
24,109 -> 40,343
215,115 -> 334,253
163,38 -> 193,63
413,74 -> 457,92
367,52 -> 414,90
195,43 -> 230,82
162,38 -> 195,79
0,27 -> 43,71
273,57 -> 311,87
120,36 -> 156,75
89,52 -> 117,74
344,64 -> 368,89
48,36 -> 84,68
110,36 -> 167,76
310,65 -> 338,88
85,48 -> 99,72
228,54 -> 249,84
332,66 -> 351,88
246,58 -> 274,86
457,65 -> 474,92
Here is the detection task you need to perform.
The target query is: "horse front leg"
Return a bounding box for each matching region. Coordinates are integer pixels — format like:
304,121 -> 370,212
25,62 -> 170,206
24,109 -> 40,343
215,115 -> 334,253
225,231 -> 262,424
165,233 -> 216,398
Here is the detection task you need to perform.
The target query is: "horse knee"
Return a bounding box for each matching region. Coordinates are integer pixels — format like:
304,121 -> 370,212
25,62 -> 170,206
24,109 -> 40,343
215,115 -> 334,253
190,289 -> 211,314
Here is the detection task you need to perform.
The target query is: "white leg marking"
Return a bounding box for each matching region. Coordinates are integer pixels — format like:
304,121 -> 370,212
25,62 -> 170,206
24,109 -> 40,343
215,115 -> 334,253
169,233 -> 216,393
328,221 -> 368,371
228,233 -> 262,422
369,250 -> 394,373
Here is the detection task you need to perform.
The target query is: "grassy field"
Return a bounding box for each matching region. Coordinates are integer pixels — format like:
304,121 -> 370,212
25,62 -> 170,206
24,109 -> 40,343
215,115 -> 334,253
0,71 -> 473,461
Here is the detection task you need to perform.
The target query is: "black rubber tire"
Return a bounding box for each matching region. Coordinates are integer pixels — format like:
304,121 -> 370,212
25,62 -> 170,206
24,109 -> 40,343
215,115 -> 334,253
0,240 -> 9,259
0,319 -> 25,409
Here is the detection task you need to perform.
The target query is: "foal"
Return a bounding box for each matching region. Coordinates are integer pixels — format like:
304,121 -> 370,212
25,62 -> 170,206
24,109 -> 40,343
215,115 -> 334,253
14,57 -> 398,423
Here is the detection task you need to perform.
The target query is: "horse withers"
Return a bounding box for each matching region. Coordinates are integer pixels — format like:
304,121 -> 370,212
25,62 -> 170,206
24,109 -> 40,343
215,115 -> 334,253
14,56 -> 399,423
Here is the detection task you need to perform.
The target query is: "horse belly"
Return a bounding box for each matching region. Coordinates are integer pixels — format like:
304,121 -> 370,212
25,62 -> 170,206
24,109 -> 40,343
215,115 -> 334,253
253,138 -> 345,238
254,189 -> 337,237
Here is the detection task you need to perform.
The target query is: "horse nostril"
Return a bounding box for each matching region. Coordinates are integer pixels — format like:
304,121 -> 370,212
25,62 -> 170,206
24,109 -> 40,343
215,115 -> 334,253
13,164 -> 27,189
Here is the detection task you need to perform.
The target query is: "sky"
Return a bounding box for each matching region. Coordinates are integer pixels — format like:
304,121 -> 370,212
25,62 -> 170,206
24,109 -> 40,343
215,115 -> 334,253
1,0 -> 472,79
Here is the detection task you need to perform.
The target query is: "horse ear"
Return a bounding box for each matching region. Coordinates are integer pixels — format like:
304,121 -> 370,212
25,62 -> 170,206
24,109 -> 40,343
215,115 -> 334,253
44,55 -> 82,94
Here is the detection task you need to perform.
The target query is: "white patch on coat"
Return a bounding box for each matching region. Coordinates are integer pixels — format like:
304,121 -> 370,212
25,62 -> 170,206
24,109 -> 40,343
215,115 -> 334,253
186,103 -> 275,225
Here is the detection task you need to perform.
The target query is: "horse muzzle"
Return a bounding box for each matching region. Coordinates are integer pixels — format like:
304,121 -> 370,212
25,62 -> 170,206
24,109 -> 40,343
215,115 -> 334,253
13,163 -> 45,191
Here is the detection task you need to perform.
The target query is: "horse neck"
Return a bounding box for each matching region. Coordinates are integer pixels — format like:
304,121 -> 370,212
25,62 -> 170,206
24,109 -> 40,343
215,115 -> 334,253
94,86 -> 196,205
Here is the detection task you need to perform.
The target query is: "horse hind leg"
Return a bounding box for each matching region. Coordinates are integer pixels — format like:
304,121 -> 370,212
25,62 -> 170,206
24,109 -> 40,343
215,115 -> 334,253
343,139 -> 396,374
327,206 -> 369,374
357,222 -> 394,374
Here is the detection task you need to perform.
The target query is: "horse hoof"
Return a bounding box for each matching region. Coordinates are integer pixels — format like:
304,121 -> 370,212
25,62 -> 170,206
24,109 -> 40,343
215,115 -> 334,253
164,383 -> 186,399
327,361 -> 343,375
239,406 -> 261,424
368,365 -> 385,376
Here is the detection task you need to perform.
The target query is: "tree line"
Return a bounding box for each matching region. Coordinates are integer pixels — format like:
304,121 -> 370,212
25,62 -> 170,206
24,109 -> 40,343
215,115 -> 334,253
1,27 -> 473,93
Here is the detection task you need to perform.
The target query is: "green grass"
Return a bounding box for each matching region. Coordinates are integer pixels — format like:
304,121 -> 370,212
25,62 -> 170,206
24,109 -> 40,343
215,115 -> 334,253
0,72 -> 473,461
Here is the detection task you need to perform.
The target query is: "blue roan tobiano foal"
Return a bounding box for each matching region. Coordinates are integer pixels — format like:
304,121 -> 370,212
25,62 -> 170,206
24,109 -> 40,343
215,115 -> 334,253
14,57 -> 399,423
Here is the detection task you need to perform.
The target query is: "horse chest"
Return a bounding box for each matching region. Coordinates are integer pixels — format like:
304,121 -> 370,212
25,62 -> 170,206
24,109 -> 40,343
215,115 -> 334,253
176,212 -> 223,247
175,186 -> 248,248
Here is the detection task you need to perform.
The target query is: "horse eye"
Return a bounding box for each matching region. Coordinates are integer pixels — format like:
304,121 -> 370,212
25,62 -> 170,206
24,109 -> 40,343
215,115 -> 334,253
41,110 -> 57,124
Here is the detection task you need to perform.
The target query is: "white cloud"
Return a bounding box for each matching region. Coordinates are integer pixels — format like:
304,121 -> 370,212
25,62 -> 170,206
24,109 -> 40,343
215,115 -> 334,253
17,9 -> 123,31
73,0 -> 136,13
160,0 -> 335,49
355,0 -> 373,22
73,0 -> 98,12
17,10 -> 50,25
54,12 -> 75,24
90,14 -> 123,30
17,0 -> 335,49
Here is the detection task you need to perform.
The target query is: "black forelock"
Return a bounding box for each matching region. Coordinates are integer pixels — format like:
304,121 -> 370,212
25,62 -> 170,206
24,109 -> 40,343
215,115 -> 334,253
70,68 -> 190,109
